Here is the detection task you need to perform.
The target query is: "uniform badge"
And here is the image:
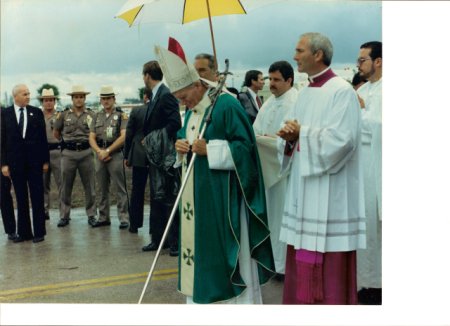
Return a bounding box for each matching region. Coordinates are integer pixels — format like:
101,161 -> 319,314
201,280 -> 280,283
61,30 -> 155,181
121,113 -> 128,120
114,115 -> 118,120
106,126 -> 113,139
86,115 -> 92,127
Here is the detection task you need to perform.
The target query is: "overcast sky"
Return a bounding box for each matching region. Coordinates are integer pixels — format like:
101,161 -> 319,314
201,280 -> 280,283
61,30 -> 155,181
0,0 -> 381,104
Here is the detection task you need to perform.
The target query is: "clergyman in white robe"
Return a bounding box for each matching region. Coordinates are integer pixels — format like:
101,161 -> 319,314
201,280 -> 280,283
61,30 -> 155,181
253,86 -> 298,274
357,78 -> 382,290
278,67 -> 366,304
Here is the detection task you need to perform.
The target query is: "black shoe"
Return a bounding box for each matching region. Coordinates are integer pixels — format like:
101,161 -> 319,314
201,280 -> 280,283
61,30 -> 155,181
92,220 -> 111,228
274,273 -> 285,282
119,222 -> 129,229
57,219 -> 70,227
128,226 -> 138,233
359,288 -> 382,305
169,247 -> 179,257
88,217 -> 97,226
142,242 -> 159,252
13,235 -> 32,243
32,236 -> 45,243
7,233 -> 17,240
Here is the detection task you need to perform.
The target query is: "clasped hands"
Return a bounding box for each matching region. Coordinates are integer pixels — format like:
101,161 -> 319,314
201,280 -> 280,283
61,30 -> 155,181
175,139 -> 207,156
97,149 -> 112,162
276,119 -> 301,142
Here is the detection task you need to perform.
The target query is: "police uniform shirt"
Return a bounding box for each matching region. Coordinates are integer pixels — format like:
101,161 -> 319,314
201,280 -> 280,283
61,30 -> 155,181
90,108 -> 128,142
53,109 -> 96,142
44,110 -> 60,144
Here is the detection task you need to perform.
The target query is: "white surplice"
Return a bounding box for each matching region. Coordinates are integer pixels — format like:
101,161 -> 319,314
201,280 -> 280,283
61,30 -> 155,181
357,78 -> 382,288
278,75 -> 366,253
253,87 -> 298,273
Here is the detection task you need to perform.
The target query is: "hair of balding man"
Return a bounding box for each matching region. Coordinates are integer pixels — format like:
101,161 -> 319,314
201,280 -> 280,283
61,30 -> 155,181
12,84 -> 28,97
301,32 -> 334,66
194,53 -> 216,73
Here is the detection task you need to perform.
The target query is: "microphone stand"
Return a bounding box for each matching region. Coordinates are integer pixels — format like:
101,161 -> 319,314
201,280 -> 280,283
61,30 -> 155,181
138,59 -> 230,304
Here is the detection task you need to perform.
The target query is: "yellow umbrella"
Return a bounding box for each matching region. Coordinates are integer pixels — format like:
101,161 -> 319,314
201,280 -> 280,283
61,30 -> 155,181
117,0 -> 248,25
115,0 -> 280,67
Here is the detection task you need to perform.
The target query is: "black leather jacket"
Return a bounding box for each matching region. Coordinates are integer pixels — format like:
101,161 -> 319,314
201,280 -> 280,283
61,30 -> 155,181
143,128 -> 180,203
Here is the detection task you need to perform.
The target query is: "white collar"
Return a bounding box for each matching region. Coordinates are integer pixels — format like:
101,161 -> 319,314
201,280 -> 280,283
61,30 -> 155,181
274,87 -> 295,101
151,81 -> 163,99
191,90 -> 212,115
247,88 -> 257,99
14,104 -> 27,111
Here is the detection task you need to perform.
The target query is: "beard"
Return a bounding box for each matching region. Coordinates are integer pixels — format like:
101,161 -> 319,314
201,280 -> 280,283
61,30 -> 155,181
359,65 -> 375,80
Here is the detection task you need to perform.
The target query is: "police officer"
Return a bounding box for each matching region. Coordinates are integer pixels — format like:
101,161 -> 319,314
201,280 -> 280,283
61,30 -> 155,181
89,86 -> 129,229
53,85 -> 97,227
39,88 -> 62,220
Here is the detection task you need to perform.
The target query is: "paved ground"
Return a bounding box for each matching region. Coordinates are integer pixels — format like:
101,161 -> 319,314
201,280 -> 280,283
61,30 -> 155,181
0,206 -> 283,304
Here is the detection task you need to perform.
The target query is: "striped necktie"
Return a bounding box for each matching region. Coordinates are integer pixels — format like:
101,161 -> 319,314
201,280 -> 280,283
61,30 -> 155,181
255,95 -> 262,108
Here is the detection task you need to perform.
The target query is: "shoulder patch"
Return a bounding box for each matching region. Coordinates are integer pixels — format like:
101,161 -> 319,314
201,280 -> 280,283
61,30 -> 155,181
121,112 -> 128,120
56,112 -> 61,119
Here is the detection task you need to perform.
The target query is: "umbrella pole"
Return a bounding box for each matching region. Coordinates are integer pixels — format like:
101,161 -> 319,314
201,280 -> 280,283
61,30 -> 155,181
137,150 -> 197,304
205,0 -> 218,70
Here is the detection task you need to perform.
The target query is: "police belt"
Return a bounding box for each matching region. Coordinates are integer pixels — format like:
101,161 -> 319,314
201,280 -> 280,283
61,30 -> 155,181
48,143 -> 62,151
63,141 -> 90,151
96,140 -> 115,149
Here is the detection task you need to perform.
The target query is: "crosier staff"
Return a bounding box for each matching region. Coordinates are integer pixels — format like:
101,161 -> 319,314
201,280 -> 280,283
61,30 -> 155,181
138,59 -> 231,304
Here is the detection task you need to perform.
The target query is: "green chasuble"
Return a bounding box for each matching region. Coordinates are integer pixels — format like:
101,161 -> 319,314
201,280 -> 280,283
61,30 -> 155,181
177,92 -> 275,304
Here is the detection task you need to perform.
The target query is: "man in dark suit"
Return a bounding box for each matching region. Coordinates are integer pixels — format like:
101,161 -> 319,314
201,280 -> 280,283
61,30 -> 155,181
1,106 -> 17,240
237,70 -> 265,123
124,89 -> 152,234
140,60 -> 181,256
1,84 -> 49,243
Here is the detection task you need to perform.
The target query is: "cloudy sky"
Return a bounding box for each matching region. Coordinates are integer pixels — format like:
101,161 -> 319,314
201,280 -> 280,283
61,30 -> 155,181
0,0 -> 381,105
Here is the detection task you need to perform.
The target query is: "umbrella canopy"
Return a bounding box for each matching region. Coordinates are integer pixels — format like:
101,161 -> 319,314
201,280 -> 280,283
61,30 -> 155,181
115,0 -> 281,67
116,0 -> 249,26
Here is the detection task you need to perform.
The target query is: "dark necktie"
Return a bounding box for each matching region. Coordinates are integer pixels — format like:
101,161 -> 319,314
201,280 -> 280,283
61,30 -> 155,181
144,93 -> 153,123
255,95 -> 262,108
18,107 -> 24,138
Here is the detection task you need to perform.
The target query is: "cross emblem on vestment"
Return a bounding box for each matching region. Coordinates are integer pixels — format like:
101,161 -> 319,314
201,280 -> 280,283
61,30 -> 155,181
191,125 -> 195,131
183,202 -> 193,221
183,248 -> 194,266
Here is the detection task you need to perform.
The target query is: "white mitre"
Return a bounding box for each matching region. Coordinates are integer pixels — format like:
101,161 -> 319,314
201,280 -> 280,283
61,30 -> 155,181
154,45 -> 200,93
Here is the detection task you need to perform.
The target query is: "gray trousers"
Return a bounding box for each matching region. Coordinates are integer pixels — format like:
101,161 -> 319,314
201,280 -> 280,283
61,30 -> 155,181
43,149 -> 62,216
95,151 -> 129,223
60,148 -> 97,220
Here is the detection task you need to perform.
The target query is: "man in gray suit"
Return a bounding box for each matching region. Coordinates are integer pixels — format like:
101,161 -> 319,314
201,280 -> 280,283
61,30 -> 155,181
123,88 -> 152,233
238,70 -> 265,123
